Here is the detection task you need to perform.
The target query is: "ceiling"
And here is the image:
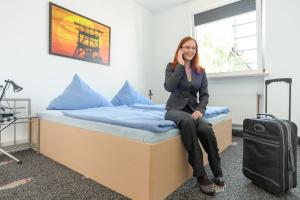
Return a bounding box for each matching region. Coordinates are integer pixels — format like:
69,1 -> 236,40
134,0 -> 196,13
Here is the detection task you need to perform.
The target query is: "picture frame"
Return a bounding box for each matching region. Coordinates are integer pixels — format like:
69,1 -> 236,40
49,2 -> 111,65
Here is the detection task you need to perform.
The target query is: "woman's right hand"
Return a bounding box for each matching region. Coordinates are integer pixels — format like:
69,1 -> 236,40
177,48 -> 185,65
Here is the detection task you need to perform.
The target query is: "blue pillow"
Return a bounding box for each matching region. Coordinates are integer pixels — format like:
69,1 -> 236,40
111,81 -> 153,106
47,74 -> 112,110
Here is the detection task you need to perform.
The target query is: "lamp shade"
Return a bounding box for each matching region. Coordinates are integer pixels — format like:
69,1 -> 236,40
9,80 -> 23,92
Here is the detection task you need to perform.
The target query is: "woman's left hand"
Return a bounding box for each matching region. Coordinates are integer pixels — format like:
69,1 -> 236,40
192,111 -> 203,120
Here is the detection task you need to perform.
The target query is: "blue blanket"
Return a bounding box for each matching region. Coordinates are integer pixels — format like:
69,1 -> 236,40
130,104 -> 229,118
203,106 -> 230,118
130,104 -> 166,110
63,106 -> 176,133
63,104 -> 229,133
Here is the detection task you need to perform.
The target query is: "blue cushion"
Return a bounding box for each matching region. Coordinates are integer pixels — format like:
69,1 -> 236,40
47,74 -> 112,110
111,81 -> 153,106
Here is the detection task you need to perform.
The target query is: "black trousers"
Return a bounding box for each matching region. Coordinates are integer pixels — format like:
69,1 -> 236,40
165,106 -> 223,177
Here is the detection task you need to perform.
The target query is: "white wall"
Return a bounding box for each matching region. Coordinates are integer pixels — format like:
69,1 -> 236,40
264,0 -> 300,126
0,0 -> 153,113
149,0 -> 300,135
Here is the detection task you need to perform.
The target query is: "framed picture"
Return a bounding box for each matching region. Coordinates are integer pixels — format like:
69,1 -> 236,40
49,2 -> 111,65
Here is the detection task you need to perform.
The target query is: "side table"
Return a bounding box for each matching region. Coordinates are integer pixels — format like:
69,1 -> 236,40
16,115 -> 40,153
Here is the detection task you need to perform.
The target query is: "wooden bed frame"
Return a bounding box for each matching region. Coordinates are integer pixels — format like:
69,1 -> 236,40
39,118 -> 232,200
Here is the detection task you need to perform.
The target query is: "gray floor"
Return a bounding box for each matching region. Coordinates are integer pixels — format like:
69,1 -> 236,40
0,137 -> 299,200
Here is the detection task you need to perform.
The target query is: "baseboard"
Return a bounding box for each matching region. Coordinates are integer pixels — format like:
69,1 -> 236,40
232,128 -> 243,137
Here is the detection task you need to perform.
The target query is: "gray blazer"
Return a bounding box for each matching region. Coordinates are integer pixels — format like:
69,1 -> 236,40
164,63 -> 209,114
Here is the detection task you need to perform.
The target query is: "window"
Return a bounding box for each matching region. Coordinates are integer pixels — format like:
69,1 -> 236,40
193,0 -> 262,74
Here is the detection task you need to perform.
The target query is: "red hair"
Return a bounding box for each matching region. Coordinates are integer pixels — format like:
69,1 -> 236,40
171,36 -> 204,74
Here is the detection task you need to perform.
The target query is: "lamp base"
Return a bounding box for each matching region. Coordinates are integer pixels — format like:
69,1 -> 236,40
0,112 -> 14,118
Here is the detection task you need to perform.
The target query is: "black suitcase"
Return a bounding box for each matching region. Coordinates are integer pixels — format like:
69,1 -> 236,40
243,78 -> 297,196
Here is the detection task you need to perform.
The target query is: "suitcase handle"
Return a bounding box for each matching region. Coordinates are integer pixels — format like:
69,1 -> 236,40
253,123 -> 266,133
265,78 -> 292,120
265,78 -> 292,85
257,113 -> 277,119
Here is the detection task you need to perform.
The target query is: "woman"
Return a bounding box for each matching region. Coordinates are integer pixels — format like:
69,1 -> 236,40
164,36 -> 225,196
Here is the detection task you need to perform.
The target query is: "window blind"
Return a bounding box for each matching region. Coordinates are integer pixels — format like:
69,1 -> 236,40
194,0 -> 256,26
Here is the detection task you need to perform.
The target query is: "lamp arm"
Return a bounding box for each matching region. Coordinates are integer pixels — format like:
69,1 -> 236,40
0,80 -> 10,103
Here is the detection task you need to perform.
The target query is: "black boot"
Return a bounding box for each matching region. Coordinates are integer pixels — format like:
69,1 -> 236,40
214,177 -> 225,187
197,175 -> 216,196
212,177 -> 226,193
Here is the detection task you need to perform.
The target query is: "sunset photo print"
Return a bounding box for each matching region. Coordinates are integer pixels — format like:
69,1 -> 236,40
49,3 -> 111,65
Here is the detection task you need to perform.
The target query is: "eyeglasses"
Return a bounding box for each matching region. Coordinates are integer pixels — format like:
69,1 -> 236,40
182,46 -> 197,51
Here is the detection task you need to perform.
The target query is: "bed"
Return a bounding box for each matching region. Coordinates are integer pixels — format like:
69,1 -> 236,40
38,105 -> 232,200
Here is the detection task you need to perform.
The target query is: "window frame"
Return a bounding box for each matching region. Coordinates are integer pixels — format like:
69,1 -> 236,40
191,0 -> 265,78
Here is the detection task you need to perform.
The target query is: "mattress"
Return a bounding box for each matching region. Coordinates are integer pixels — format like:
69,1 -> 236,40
38,110 -> 230,144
